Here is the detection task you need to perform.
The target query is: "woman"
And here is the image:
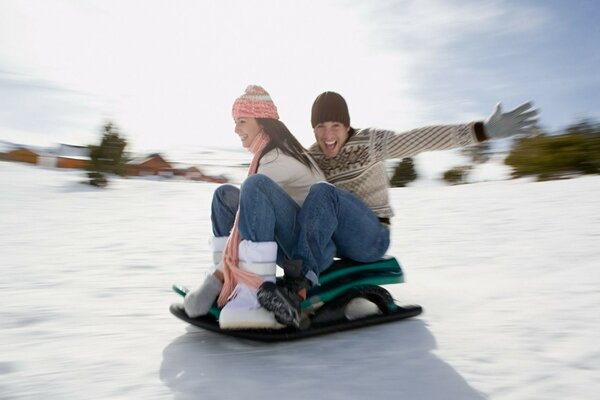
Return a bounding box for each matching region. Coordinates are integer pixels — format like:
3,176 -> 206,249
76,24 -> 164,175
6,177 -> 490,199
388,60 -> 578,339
183,85 -> 324,330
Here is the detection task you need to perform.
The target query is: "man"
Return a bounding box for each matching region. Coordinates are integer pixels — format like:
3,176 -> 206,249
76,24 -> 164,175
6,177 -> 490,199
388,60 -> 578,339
258,92 -> 538,327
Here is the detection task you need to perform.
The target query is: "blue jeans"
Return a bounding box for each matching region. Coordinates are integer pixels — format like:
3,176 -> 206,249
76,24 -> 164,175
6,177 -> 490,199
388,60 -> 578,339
210,174 -> 300,265
294,182 -> 390,282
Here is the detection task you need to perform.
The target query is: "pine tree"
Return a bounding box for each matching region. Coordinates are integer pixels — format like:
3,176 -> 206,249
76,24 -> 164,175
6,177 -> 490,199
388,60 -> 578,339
390,157 -> 417,187
87,122 -> 128,187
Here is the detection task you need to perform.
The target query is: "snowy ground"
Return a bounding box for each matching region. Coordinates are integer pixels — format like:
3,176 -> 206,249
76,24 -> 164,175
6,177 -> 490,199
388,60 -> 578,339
1,160 -> 599,400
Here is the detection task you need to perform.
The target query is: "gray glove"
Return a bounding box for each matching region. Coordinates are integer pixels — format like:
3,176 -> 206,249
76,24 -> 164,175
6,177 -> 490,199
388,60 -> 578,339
183,274 -> 223,318
483,102 -> 539,139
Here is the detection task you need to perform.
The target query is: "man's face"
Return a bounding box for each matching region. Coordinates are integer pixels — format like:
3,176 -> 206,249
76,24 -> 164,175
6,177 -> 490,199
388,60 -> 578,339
314,121 -> 350,158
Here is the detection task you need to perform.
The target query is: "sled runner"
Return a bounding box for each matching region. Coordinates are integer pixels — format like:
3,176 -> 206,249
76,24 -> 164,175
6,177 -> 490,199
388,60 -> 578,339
170,256 -> 422,341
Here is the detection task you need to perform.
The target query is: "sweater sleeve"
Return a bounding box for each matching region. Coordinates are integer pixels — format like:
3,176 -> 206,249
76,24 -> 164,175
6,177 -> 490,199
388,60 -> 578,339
368,122 -> 485,161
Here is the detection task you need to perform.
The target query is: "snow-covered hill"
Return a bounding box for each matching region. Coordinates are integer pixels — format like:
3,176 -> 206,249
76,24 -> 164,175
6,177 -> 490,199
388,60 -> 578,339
1,160 -> 598,399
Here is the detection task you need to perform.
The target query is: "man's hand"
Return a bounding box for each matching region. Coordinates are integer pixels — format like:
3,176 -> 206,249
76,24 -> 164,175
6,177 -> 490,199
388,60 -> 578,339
484,102 -> 539,139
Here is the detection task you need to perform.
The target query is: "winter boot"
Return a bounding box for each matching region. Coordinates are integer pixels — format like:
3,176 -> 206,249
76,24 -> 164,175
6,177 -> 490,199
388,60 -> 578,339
209,236 -> 229,272
257,259 -> 310,328
183,236 -> 228,318
218,240 -> 284,330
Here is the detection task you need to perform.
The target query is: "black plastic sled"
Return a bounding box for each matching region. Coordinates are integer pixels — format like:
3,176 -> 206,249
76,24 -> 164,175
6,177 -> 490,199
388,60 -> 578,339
170,256 -> 423,342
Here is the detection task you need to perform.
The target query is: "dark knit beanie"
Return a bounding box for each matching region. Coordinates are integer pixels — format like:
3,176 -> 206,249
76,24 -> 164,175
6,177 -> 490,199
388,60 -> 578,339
311,91 -> 350,128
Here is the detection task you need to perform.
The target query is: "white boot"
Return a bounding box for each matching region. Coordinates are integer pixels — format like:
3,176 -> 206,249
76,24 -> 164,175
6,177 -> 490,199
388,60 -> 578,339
183,236 -> 228,318
218,240 -> 284,330
209,236 -> 229,272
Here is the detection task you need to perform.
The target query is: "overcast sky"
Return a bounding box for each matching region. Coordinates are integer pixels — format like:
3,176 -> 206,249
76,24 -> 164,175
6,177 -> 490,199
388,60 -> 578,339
1,0 -> 598,152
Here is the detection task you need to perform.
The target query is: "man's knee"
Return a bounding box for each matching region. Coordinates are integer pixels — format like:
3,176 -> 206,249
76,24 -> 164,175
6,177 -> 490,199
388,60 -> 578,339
307,181 -> 336,199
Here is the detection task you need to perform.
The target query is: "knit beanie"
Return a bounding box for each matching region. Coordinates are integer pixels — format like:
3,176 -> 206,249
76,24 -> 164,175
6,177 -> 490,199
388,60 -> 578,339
232,85 -> 279,120
311,91 -> 350,128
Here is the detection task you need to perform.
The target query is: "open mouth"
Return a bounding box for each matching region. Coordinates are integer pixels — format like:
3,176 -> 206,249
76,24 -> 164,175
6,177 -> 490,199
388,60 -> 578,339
324,139 -> 337,152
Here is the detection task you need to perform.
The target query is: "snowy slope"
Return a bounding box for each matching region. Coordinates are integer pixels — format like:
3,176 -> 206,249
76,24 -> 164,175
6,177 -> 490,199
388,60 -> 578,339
1,161 -> 598,400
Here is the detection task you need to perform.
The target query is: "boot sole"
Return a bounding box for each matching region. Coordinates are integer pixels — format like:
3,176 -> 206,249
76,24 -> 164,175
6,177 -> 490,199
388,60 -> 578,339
257,282 -> 300,328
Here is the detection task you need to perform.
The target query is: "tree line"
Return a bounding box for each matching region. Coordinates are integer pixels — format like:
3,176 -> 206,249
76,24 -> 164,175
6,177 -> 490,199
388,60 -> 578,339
390,119 -> 600,187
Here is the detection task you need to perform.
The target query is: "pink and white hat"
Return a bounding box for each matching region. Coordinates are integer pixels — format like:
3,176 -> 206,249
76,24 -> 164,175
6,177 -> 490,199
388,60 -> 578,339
232,85 -> 279,120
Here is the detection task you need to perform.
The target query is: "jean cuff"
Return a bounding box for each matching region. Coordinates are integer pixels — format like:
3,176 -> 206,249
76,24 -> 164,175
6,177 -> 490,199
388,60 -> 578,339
305,270 -> 319,287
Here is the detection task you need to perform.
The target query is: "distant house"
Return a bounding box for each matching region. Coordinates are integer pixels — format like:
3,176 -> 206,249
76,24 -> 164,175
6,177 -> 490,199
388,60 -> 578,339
185,166 -> 204,179
0,140 -> 14,160
173,166 -> 203,178
2,141 -> 230,184
158,168 -> 174,178
127,153 -> 173,176
199,174 -> 229,184
7,147 -> 39,164
57,157 -> 89,169
171,165 -> 229,182
38,143 -> 91,169
57,144 -> 90,169
58,143 -> 89,157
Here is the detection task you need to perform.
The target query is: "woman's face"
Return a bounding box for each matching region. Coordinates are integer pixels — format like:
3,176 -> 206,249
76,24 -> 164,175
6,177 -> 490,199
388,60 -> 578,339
314,121 -> 350,158
234,117 -> 262,149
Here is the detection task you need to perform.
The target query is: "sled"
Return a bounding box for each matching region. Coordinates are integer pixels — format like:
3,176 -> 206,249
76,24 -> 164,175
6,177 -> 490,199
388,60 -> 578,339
170,256 -> 423,341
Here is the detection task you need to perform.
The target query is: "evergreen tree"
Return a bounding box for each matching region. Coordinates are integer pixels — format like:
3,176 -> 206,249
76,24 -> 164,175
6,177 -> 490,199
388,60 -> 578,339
505,130 -> 600,181
565,119 -> 600,138
443,166 -> 472,185
390,157 -> 418,187
462,142 -> 491,164
87,122 -> 128,187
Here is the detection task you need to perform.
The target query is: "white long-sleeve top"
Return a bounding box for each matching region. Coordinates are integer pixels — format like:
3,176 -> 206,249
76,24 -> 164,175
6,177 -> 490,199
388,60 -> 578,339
257,149 -> 325,207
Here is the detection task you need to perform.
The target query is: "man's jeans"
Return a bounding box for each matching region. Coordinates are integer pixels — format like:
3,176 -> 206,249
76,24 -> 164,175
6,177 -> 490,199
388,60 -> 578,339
294,182 -> 390,282
210,174 -> 300,266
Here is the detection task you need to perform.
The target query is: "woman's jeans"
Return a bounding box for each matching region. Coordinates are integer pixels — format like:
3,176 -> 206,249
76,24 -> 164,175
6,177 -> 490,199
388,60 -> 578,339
294,182 -> 390,282
210,174 -> 300,266
211,177 -> 389,285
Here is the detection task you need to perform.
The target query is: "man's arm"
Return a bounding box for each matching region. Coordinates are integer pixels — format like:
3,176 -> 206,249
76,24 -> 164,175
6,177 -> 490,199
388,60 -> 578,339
377,101 -> 538,161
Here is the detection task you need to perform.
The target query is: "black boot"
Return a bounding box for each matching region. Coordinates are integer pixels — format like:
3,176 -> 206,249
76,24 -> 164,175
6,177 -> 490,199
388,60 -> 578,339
258,259 -> 310,328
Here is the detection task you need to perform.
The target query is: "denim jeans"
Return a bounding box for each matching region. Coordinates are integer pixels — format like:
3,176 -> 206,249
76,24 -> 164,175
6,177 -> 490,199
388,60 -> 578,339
294,182 -> 390,282
210,174 -> 300,266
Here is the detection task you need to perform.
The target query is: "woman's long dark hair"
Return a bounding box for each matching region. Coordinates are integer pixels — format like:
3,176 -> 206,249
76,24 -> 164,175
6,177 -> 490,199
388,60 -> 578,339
256,118 -> 317,171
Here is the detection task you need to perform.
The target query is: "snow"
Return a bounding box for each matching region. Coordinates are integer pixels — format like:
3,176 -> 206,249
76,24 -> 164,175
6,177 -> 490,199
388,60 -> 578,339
1,159 -> 599,399
409,148 -> 512,186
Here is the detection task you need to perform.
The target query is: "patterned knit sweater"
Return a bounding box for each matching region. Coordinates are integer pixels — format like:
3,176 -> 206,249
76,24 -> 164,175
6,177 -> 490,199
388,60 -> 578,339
308,122 -> 486,219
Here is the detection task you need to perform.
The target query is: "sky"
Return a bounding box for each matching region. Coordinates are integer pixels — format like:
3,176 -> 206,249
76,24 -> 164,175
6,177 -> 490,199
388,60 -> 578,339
1,0 -> 599,153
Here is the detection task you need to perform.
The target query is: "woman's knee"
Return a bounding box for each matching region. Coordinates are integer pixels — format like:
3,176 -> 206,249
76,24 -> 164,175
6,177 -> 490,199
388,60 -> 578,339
212,184 -> 239,207
240,174 -> 275,196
